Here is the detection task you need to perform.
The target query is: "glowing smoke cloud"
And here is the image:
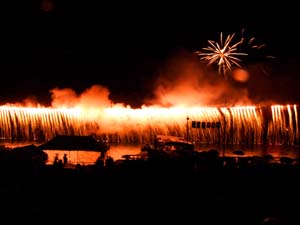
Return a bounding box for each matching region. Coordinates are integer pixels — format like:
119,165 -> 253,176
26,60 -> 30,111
50,85 -> 112,108
146,53 -> 253,107
0,52 -> 298,145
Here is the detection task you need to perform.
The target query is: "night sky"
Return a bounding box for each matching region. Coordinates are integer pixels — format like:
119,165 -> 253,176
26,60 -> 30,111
1,1 -> 300,107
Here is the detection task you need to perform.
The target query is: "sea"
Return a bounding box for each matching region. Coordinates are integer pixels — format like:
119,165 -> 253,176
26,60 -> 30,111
2,140 -> 300,166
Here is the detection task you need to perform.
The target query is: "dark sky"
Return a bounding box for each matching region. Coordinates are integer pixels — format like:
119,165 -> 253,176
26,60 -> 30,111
1,1 -> 300,106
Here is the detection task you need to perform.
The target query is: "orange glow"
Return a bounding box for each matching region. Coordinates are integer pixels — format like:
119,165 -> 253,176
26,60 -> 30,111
0,104 -> 299,146
232,69 -> 250,82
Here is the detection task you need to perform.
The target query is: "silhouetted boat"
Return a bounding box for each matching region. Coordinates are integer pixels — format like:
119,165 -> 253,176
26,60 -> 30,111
232,150 -> 245,156
38,135 -> 110,152
10,144 -> 49,163
141,135 -> 195,158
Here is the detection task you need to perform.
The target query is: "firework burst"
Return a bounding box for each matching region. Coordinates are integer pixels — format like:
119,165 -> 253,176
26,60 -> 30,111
240,29 -> 275,62
196,32 -> 248,78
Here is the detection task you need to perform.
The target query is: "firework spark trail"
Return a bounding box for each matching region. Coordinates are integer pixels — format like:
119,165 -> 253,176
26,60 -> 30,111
240,29 -> 275,61
0,104 -> 299,146
196,32 -> 247,78
0,106 -> 91,141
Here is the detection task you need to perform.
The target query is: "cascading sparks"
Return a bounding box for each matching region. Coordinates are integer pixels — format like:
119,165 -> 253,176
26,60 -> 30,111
0,104 -> 299,146
0,106 -> 96,141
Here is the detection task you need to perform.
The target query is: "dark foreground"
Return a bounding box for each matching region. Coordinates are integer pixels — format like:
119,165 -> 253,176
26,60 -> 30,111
1,155 -> 300,225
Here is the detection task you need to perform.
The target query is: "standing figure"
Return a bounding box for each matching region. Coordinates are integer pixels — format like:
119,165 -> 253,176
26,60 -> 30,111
54,153 -> 59,164
63,153 -> 68,165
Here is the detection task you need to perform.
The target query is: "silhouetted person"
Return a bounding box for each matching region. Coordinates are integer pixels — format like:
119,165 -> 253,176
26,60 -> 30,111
57,159 -> 63,169
100,149 -> 107,159
63,153 -> 68,165
96,156 -> 105,171
54,153 -> 59,165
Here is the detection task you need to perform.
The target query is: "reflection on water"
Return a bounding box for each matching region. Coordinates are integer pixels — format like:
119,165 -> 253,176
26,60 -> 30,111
106,144 -> 141,161
1,141 -> 142,165
44,144 -> 142,165
197,144 -> 300,159
0,141 -> 42,149
2,140 -> 300,165
109,143 -> 300,161
44,150 -> 101,165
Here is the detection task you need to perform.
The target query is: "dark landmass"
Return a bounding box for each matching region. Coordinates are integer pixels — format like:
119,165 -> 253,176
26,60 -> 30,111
1,144 -> 300,224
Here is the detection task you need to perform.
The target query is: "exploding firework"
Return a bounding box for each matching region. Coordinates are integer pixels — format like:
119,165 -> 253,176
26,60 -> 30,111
239,29 -> 275,62
196,30 -> 274,78
196,32 -> 248,78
